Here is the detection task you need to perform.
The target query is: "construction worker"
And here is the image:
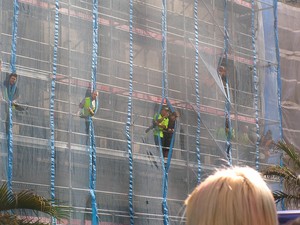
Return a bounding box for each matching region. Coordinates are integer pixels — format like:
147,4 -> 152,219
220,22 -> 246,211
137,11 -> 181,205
79,90 -> 98,135
153,106 -> 169,148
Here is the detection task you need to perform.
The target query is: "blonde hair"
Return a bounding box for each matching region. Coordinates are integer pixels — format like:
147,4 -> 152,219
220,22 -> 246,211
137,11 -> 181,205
185,167 -> 278,225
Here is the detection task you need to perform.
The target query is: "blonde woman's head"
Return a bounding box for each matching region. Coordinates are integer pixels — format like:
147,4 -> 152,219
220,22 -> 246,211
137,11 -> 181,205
185,167 -> 278,225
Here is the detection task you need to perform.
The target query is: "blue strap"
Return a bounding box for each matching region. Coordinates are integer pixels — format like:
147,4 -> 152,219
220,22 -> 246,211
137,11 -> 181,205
89,0 -> 99,223
193,0 -> 202,184
251,0 -> 260,171
7,0 -> 19,192
49,1 -> 60,224
126,0 -> 135,224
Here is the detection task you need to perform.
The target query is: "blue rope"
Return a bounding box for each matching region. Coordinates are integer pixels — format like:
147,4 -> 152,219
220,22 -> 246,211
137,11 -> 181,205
164,98 -> 175,172
91,0 -> 99,92
49,1 -> 60,224
161,0 -> 168,99
155,98 -> 178,225
10,0 -> 19,74
89,0 -> 100,223
161,99 -> 177,225
223,0 -> 232,166
251,0 -> 260,171
89,120 -> 99,224
126,0 -> 135,224
160,0 -> 170,223
7,102 -> 13,192
157,131 -> 169,225
7,0 -> 19,192
273,0 -> 284,210
193,0 -> 201,184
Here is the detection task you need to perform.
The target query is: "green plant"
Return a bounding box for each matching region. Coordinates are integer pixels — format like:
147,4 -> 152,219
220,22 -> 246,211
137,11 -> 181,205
263,140 -> 300,209
0,182 -> 70,225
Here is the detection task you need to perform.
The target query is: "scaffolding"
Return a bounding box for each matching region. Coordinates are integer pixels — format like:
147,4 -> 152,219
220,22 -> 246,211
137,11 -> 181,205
0,0 -> 282,224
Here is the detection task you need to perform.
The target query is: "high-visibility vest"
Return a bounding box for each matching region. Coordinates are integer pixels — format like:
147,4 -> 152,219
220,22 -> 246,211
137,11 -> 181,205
80,97 -> 96,118
153,113 -> 169,138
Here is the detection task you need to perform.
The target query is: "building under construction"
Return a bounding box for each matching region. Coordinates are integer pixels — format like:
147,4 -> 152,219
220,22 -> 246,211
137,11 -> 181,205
0,0 -> 284,224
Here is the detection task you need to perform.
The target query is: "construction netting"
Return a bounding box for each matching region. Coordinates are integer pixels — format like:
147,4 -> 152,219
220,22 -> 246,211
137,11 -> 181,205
0,0 -> 282,224
278,3 -> 300,151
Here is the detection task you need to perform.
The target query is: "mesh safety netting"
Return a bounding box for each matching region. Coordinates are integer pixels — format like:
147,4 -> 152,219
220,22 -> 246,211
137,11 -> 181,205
0,0 -> 282,224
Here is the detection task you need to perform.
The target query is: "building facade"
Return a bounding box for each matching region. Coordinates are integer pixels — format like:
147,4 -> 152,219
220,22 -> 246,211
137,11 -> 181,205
0,0 -> 281,224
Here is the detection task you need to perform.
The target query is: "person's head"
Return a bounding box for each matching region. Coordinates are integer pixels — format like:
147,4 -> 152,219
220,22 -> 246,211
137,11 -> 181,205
161,106 -> 169,117
185,166 -> 278,225
9,73 -> 17,85
91,91 -> 98,100
169,111 -> 179,121
266,130 -> 272,138
218,66 -> 226,77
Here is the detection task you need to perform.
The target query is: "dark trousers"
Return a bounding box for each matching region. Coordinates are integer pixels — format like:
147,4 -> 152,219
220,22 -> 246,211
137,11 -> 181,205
162,137 -> 171,158
154,135 -> 172,159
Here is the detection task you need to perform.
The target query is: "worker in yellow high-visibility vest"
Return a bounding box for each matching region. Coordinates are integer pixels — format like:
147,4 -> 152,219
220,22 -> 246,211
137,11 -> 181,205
79,90 -> 99,135
153,106 -> 169,148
